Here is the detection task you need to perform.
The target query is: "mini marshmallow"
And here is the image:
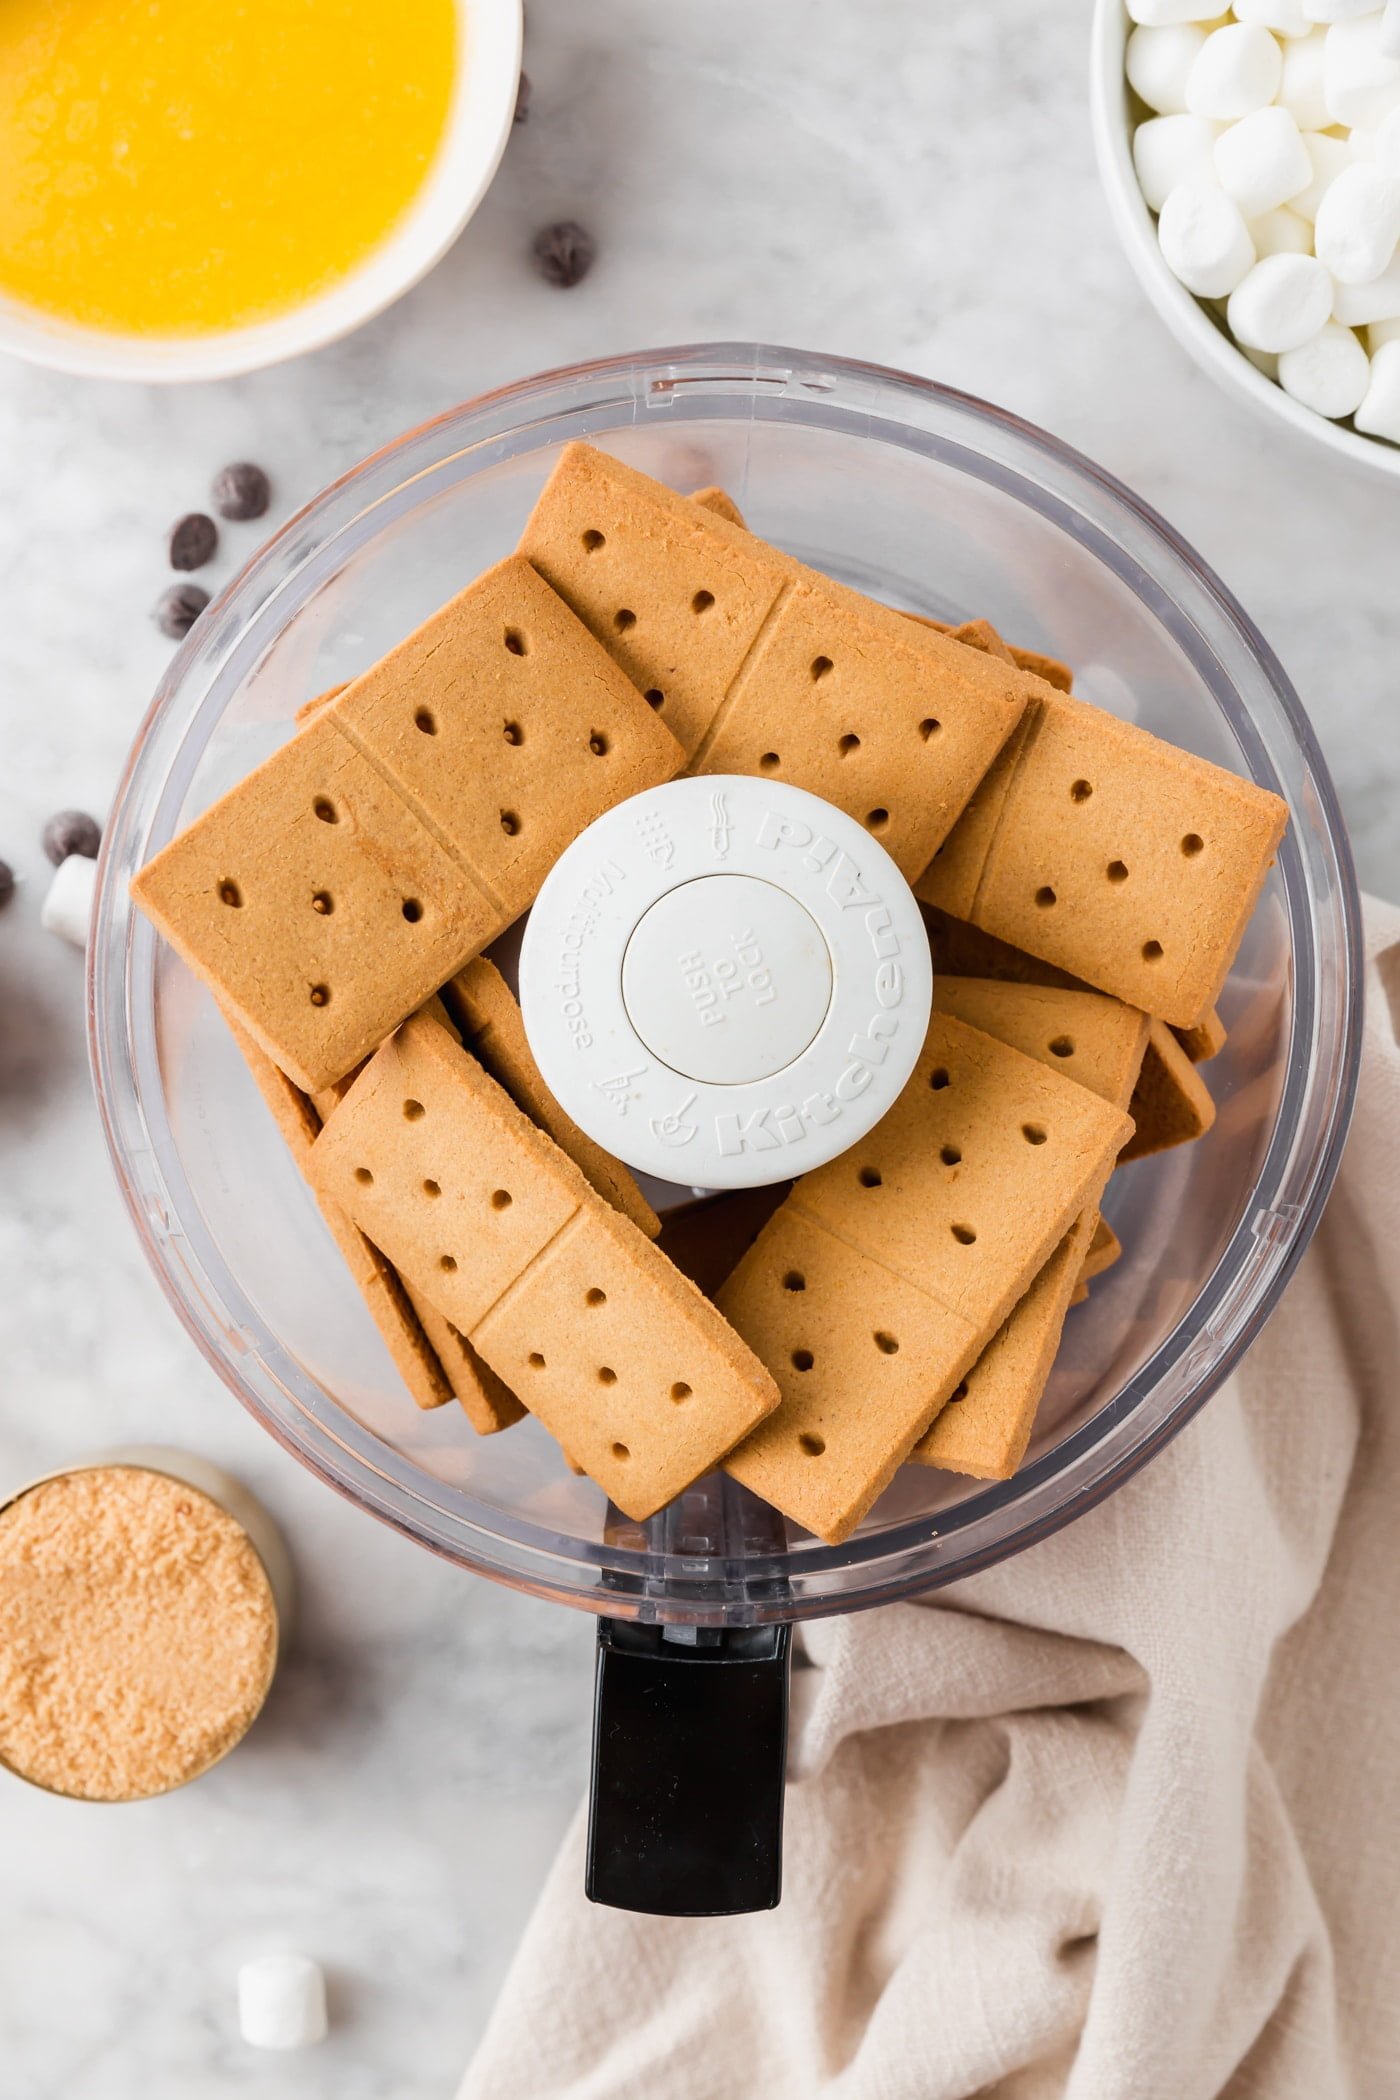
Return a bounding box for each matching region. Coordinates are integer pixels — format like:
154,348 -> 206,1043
1368,310 -> 1400,344
1278,319 -> 1373,411
1215,105 -> 1314,214
1292,130 -> 1357,219
1135,114 -> 1221,209
1234,0 -> 1313,30
1159,181 -> 1259,294
1304,0 -> 1385,20
1186,23 -> 1285,118
1226,250 -> 1336,347
1127,0 -> 1220,19
1314,162 -> 1400,279
1355,334 -> 1400,434
1373,105 -> 1400,175
1332,247 -> 1400,319
1279,30 -> 1334,130
1383,0 -> 1400,61
1128,21 -> 1210,113
238,1955 -> 328,2051
1324,15 -> 1400,129
40,853 -> 96,949
1250,203 -> 1316,253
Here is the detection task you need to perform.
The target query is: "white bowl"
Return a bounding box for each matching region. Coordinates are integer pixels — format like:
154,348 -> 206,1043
0,0 -> 522,384
1089,0 -> 1400,481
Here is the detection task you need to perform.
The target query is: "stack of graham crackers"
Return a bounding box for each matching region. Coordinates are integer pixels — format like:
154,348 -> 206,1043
131,444 -> 1286,1545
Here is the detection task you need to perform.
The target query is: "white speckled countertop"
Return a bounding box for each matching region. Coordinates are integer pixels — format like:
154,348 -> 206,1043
0,3 -> 1395,2092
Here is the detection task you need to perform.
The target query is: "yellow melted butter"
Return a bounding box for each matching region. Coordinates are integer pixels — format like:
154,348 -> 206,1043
0,0 -> 457,336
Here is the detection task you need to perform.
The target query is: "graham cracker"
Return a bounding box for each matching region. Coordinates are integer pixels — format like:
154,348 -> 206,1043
719,1013 -> 1132,1540
309,1013 -> 779,1520
895,610 -> 1075,698
293,683 -> 348,726
689,485 -> 747,526
1173,1007 -> 1227,1064
916,686 -> 1288,1026
518,443 -> 1035,876
441,956 -> 659,1238
922,905 -> 1219,1162
1083,1215 -> 1122,1281
915,1216 -> 1094,1481
132,559 -> 683,1092
1122,1019 -> 1217,1162
225,1008 -> 520,1430
905,978 -> 1145,1480
331,555 -> 681,914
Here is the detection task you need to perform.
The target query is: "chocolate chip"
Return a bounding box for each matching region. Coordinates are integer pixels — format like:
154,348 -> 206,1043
514,70 -> 530,123
169,511 -> 218,571
532,221 -> 595,289
155,582 -> 210,639
42,810 -> 101,866
212,462 -> 271,522
0,860 -> 14,910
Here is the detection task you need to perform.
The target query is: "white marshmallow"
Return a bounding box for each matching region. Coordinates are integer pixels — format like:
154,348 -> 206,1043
1368,310 -> 1400,343
1234,0 -> 1315,32
1127,0 -> 1220,19
1128,22 -> 1210,112
1135,114 -> 1221,208
1227,250 -> 1336,345
1332,246 -> 1400,317
1292,130 -> 1356,218
1186,23 -> 1285,117
1355,334 -> 1400,433
1373,105 -> 1400,173
1314,161 -> 1400,278
1304,0 -> 1385,20
1383,0 -> 1400,60
1159,181 -> 1259,293
40,853 -> 96,949
1324,15 -> 1400,127
1250,203 -> 1316,252
1279,29 -> 1334,129
1278,319 -> 1373,410
1214,105 -> 1314,213
238,1955 -> 328,2051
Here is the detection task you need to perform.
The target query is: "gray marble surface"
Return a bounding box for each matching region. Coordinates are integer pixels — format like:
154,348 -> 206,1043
0,2 -> 1396,2094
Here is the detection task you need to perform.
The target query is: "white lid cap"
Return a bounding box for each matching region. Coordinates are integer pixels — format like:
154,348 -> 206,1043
519,776 -> 932,1190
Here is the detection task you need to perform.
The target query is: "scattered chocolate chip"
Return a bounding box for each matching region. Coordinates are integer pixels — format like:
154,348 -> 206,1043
514,70 -> 531,123
532,220 -> 595,289
0,859 -> 14,909
212,461 -> 271,522
155,582 -> 210,640
42,810 -> 101,866
169,511 -> 218,571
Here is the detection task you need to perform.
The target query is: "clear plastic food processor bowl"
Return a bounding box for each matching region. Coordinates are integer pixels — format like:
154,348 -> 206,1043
91,345 -> 1362,1626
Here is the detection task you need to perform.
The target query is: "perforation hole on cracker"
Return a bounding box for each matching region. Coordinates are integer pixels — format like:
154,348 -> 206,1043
313,797 -> 337,823
691,590 -> 715,615
504,628 -> 527,656
218,880 -> 242,908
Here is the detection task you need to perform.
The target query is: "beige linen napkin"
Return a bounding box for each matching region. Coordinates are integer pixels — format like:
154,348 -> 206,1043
461,898 -> 1400,2100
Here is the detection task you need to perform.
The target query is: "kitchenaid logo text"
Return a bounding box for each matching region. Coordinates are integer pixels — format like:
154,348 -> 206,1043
553,856 -> 629,1051
713,808 -> 909,1157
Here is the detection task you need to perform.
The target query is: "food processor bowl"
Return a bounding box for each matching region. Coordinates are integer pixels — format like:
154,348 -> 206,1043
91,345 -> 1360,1908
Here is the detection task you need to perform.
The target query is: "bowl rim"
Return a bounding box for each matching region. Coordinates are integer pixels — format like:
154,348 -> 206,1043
1089,0 -> 1400,481
0,0 -> 522,384
89,341 -> 1365,1622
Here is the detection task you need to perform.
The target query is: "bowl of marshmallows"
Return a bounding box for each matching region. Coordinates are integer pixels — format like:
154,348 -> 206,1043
1091,0 -> 1400,475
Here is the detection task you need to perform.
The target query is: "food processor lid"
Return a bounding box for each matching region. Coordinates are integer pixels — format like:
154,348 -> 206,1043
518,775 -> 934,1190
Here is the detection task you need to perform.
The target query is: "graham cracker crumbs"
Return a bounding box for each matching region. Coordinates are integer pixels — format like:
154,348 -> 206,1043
0,1466 -> 278,1801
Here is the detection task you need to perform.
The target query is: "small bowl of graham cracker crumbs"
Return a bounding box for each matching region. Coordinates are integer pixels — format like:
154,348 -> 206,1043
0,1448 -> 290,1802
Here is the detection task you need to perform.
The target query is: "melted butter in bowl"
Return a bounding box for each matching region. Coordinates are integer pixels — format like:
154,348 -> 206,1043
0,0 -> 457,337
